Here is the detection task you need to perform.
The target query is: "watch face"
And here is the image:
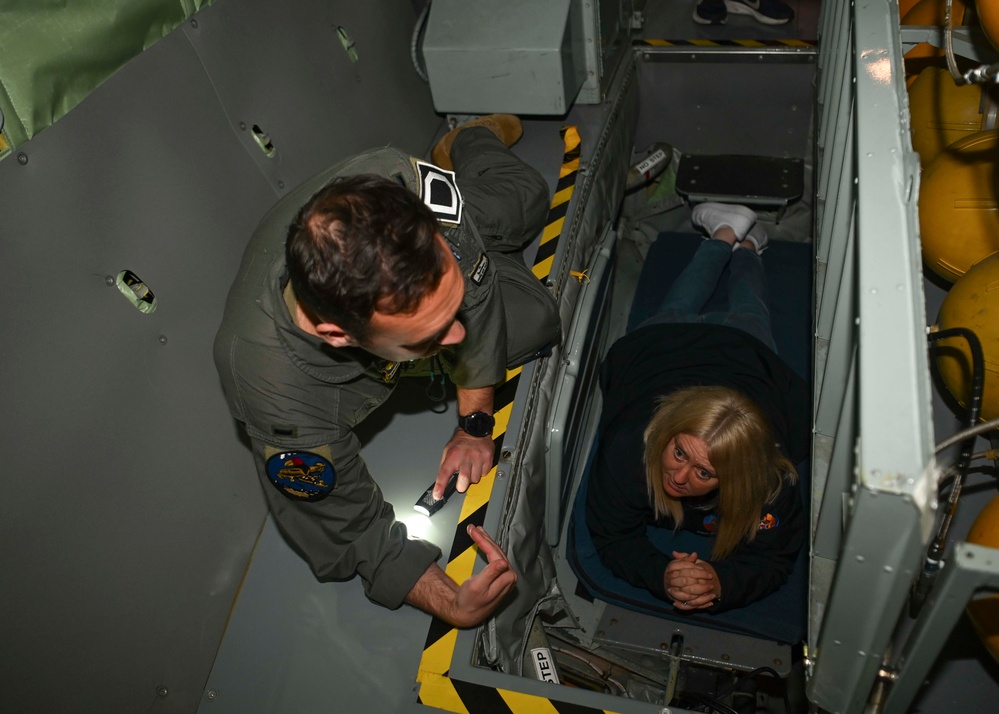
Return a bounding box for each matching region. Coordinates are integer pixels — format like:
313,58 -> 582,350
462,411 -> 495,437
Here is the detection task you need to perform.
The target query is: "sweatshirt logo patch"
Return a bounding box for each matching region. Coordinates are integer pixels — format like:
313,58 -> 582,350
265,451 -> 336,501
702,514 -> 719,533
759,512 -> 779,530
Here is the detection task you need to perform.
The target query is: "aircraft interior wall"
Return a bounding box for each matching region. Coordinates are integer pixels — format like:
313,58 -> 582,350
6,1 -> 999,713
0,2 -> 444,713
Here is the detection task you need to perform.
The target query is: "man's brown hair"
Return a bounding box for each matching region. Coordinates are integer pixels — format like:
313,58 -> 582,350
286,174 -> 449,340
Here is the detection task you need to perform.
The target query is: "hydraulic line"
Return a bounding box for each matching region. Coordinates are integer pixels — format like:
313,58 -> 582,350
935,416 -> 999,453
943,0 -> 999,86
909,326 -> 985,617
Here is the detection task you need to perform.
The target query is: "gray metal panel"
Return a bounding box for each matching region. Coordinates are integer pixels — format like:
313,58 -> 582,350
0,2 -> 443,713
594,606 -> 792,676
182,0 -> 441,191
545,222 -> 616,546
0,28 -> 275,714
807,1 -> 937,710
884,543 -> 999,714
422,0 -> 587,115
634,50 -> 814,159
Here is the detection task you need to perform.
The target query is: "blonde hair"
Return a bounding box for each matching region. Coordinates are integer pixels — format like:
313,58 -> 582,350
643,386 -> 797,560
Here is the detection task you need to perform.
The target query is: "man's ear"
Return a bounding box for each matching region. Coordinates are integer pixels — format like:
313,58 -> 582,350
314,323 -> 360,348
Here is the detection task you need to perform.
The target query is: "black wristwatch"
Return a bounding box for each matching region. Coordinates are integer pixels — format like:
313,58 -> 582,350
457,411 -> 495,438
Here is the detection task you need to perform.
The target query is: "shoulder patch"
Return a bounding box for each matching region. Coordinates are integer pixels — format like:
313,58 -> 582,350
265,451 -> 336,501
415,160 -> 463,225
759,512 -> 780,530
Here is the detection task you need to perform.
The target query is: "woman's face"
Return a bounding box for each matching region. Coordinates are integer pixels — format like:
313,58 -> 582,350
661,433 -> 719,498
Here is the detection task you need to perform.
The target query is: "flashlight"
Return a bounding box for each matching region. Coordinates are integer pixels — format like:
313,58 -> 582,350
414,470 -> 459,517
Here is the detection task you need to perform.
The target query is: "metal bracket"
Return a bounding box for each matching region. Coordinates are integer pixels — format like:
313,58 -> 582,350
882,542 -> 999,714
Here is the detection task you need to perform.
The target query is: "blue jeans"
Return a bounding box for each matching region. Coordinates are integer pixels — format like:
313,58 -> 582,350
638,239 -> 777,353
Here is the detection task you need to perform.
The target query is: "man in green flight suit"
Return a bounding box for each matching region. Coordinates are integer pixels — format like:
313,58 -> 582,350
214,115 -> 559,626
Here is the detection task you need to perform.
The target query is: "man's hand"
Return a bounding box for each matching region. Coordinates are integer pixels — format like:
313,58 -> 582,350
664,551 -> 721,610
435,384 -> 496,499
405,525 -> 518,628
436,429 -> 495,498
451,525 -> 518,626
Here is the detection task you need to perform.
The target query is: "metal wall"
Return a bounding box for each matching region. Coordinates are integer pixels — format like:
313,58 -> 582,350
0,2 -> 442,713
807,1 -> 937,712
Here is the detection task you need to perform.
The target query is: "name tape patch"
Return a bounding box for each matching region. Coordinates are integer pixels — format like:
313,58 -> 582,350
470,253 -> 489,285
265,451 -> 336,501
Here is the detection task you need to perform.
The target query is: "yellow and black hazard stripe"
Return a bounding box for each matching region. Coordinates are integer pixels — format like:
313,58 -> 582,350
533,126 -> 581,283
416,127 -> 618,713
636,38 -> 816,48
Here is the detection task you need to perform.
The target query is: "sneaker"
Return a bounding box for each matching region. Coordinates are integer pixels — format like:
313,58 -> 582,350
691,202 -> 757,241
693,0 -> 727,25
431,114 -> 523,170
740,223 -> 769,254
724,0 -> 795,26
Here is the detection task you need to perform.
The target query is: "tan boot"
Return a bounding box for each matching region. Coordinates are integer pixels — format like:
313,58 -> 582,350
431,114 -> 523,170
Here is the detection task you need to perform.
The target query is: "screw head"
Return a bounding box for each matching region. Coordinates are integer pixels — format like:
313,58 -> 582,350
206,689 -> 218,701
16,152 -> 28,165
158,335 -> 168,345
157,686 -> 168,697
104,275 -> 115,286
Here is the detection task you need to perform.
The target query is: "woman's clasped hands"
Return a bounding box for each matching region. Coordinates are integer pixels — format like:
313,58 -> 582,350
664,551 -> 721,610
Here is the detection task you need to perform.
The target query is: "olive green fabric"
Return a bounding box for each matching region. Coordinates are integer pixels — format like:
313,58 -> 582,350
0,0 -> 214,156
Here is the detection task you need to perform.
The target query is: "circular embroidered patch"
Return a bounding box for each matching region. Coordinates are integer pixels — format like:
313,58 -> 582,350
702,514 -> 719,533
265,451 -> 336,501
759,512 -> 780,530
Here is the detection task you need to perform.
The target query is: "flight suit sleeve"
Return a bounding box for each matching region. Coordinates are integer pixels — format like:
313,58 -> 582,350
222,330 -> 442,609
250,430 -> 442,609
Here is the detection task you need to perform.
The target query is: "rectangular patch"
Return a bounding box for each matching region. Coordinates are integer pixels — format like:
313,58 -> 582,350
470,253 -> 489,285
